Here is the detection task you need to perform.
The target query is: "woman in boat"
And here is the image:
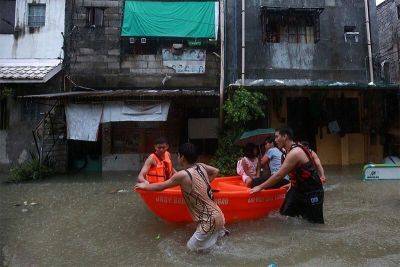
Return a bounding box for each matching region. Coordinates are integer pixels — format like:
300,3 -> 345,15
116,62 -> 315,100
137,137 -> 176,184
134,143 -> 228,251
250,127 -> 325,224
236,143 -> 260,188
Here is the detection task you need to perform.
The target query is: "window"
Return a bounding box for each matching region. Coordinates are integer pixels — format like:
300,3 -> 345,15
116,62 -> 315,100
0,0 -> 16,34
21,100 -> 41,122
397,5 -> 400,20
325,98 -> 360,134
28,4 -> 46,27
0,98 -> 8,130
87,7 -> 104,27
261,8 -> 323,44
121,37 -> 158,55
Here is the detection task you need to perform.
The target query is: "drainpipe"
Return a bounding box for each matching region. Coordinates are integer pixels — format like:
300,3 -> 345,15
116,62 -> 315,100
241,0 -> 245,85
219,0 -> 225,127
363,0 -> 374,84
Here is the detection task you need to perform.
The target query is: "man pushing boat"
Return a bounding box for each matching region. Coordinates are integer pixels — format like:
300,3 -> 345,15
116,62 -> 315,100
134,143 -> 228,251
137,137 -> 176,184
250,127 -> 325,224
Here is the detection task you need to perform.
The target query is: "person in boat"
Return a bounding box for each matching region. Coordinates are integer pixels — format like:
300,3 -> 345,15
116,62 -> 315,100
300,141 -> 327,184
236,143 -> 261,187
257,136 -> 290,188
250,127 -> 325,224
134,143 -> 228,251
137,137 -> 176,184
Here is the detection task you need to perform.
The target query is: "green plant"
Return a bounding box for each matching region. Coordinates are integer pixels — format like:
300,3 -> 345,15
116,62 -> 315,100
9,159 -> 54,182
224,87 -> 266,128
0,87 -> 13,99
212,87 -> 266,175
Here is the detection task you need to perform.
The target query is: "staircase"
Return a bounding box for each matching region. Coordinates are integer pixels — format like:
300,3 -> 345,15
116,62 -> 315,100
33,101 -> 68,172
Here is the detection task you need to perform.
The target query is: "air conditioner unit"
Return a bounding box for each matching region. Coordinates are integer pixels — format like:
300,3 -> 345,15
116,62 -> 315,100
141,38 -> 147,44
129,38 -> 135,44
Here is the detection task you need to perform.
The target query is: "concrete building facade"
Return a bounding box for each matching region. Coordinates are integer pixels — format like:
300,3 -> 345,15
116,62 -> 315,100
0,0 -> 66,171
377,0 -> 400,83
225,0 -> 399,165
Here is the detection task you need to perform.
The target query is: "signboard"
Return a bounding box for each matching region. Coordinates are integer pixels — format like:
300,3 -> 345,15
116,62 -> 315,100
162,48 -> 206,74
363,164 -> 400,180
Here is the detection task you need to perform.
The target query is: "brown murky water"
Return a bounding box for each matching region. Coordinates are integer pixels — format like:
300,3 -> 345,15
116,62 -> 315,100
1,166 -> 399,266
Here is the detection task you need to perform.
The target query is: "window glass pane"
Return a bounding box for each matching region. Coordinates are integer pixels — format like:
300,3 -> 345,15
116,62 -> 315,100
28,4 -> 46,27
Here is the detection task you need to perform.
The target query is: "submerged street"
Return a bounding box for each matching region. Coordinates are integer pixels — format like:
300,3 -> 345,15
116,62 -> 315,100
1,166 -> 399,266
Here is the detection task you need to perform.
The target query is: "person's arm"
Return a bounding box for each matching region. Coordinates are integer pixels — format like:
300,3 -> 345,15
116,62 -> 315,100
256,159 -> 261,178
134,171 -> 184,191
137,156 -> 155,183
250,149 -> 300,194
200,163 -> 220,182
260,155 -> 270,168
312,151 -> 326,184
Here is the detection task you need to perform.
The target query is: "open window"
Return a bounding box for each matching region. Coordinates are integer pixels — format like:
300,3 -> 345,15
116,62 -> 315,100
0,0 -> 16,34
87,7 -> 104,27
260,7 -> 323,44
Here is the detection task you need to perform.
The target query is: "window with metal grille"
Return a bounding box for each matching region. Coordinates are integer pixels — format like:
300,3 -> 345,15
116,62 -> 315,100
28,4 -> 46,27
87,7 -> 104,27
261,8 -> 323,44
0,0 -> 16,34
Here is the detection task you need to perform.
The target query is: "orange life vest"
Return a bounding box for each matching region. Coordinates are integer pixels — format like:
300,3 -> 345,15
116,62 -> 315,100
146,151 -> 173,183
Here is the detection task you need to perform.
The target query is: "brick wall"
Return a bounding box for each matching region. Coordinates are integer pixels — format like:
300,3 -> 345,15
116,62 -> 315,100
66,0 -> 220,88
377,0 -> 400,83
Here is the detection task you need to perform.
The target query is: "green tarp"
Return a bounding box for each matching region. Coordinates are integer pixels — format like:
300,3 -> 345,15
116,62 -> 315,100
122,1 -> 218,38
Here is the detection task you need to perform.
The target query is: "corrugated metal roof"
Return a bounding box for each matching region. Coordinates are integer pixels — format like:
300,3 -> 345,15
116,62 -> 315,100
0,59 -> 62,83
230,79 -> 400,90
21,88 -> 219,99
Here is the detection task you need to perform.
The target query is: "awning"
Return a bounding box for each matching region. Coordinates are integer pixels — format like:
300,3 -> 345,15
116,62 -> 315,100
121,1 -> 219,39
0,59 -> 62,83
20,89 -> 219,99
65,101 -> 170,141
230,79 -> 400,90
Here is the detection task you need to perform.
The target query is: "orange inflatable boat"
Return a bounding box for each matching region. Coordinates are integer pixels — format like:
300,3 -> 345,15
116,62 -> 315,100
136,176 -> 288,223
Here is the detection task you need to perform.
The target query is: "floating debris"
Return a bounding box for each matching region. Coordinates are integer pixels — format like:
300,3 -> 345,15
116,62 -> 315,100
21,208 -> 28,213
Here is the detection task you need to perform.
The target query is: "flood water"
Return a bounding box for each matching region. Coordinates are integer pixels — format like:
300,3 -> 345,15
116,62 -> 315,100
1,165 -> 399,266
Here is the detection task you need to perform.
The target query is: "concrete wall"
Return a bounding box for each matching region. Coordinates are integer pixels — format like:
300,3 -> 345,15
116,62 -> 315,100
226,0 -> 379,83
377,0 -> 400,83
65,0 -> 220,88
0,0 -> 65,59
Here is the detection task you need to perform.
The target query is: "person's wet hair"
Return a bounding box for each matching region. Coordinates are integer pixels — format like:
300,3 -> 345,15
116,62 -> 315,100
178,143 -> 198,164
300,141 -> 310,148
244,143 -> 257,159
155,136 -> 168,145
265,136 -> 275,144
277,126 -> 294,141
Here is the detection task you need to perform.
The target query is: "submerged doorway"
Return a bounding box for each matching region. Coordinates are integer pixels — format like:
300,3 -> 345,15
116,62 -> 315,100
287,97 -> 317,150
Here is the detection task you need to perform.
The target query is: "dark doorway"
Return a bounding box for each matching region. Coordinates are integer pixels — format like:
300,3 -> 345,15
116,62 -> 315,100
287,97 -> 317,150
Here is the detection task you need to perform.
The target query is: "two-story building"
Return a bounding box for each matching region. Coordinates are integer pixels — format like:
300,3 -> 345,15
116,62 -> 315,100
0,0 -> 66,171
225,0 -> 399,165
378,0 -> 400,83
25,0 -> 221,172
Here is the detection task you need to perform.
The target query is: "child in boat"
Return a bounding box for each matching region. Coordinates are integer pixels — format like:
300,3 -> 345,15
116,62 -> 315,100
236,143 -> 260,187
259,136 -> 290,188
134,143 -> 228,252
